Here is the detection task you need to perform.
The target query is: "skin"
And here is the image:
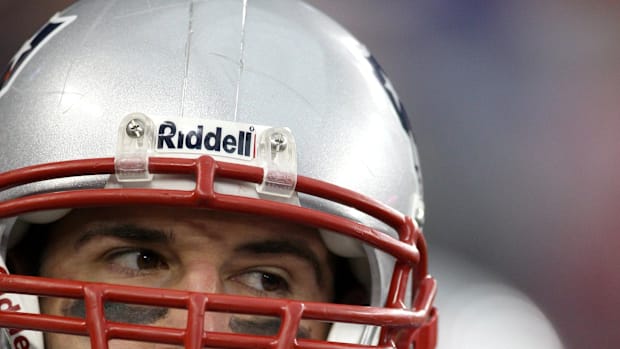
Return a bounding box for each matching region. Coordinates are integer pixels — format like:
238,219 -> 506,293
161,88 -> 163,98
37,206 -> 334,348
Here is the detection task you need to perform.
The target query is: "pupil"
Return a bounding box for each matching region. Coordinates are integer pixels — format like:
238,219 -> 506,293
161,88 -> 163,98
137,252 -> 156,269
261,273 -> 282,291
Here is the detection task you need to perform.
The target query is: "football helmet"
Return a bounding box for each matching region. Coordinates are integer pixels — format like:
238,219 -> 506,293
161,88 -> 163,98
0,0 -> 437,348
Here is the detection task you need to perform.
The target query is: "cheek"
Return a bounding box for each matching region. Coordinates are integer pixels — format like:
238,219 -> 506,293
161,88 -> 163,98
44,333 -> 91,349
39,295 -> 62,316
45,334 -> 159,349
40,297 -> 92,349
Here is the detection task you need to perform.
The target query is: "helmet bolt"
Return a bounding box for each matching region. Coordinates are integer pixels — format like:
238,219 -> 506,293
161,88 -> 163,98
270,132 -> 287,152
126,119 -> 145,138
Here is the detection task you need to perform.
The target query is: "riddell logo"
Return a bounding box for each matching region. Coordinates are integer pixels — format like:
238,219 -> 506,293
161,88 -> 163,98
156,120 -> 256,160
0,267 -> 31,348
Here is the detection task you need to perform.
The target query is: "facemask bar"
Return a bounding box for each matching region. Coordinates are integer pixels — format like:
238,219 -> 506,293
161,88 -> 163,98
0,155 -> 437,349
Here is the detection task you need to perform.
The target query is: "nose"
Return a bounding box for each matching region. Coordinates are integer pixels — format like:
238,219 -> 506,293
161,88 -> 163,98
150,263 -> 231,334
175,262 -> 221,294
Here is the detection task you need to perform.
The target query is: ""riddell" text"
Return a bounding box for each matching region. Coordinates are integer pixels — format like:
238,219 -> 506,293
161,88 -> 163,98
157,121 -> 254,158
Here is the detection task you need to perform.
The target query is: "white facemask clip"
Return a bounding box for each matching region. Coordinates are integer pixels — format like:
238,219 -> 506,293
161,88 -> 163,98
256,127 -> 298,198
115,113 -> 156,182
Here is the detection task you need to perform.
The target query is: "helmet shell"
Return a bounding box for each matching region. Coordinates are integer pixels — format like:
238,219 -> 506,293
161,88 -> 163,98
0,0 -> 428,345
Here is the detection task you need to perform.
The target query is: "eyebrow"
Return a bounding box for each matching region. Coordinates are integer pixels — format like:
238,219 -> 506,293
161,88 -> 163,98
234,239 -> 326,288
74,224 -> 174,250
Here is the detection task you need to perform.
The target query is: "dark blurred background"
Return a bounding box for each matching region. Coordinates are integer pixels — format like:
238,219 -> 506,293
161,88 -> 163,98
1,1 -> 618,348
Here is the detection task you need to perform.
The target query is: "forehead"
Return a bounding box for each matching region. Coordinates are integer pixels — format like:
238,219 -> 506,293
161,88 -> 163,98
45,206 -> 324,246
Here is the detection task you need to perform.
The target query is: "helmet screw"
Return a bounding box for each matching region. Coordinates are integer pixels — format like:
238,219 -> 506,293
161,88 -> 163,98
270,132 -> 287,152
126,119 -> 145,138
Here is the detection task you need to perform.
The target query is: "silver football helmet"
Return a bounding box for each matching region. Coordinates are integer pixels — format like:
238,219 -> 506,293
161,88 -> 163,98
0,0 -> 436,348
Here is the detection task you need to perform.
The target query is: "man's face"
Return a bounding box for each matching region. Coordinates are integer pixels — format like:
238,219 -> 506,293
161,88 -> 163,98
37,206 -> 334,348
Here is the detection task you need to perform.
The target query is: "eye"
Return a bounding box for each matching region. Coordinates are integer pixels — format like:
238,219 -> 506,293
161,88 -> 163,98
107,249 -> 169,273
234,271 -> 290,296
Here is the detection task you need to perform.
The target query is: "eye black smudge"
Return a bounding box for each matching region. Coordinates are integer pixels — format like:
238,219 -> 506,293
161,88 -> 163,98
63,301 -> 313,338
64,300 -> 169,324
229,316 -> 311,338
